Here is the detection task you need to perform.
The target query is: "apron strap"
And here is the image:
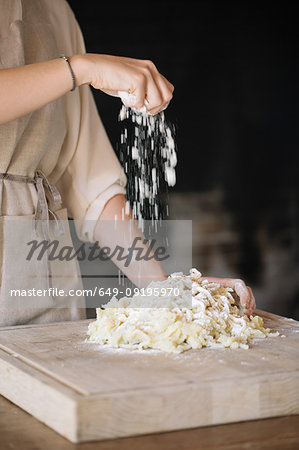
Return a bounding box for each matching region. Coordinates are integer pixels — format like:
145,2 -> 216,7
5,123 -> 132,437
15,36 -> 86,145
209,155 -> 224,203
0,171 -> 65,238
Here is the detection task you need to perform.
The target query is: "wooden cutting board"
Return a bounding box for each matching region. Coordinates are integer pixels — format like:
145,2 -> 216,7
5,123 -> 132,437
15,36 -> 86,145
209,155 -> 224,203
0,310 -> 298,443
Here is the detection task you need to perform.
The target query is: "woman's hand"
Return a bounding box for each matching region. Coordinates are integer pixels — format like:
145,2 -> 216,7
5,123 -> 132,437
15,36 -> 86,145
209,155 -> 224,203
0,53 -> 173,124
203,277 -> 256,316
71,54 -> 174,115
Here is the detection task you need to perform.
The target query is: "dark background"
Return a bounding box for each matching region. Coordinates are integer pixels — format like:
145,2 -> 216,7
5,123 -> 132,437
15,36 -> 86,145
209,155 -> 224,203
67,0 -> 299,319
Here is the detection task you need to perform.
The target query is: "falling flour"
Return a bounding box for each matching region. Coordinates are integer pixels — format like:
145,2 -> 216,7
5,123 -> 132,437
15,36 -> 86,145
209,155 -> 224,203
118,93 -> 177,230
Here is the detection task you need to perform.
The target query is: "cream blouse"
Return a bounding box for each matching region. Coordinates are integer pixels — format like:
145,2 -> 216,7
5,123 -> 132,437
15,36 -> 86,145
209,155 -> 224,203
0,0 -> 127,242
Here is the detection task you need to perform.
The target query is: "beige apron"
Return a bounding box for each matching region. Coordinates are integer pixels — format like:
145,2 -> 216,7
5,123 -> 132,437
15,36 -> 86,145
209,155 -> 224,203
0,0 -> 126,326
0,171 -> 86,326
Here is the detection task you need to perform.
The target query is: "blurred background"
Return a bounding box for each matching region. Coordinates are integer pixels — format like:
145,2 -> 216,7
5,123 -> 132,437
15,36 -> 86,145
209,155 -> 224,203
68,0 -> 299,319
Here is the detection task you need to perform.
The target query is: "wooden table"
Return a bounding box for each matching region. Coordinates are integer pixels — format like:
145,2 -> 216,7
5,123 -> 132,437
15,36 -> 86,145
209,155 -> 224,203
1,394 -> 299,449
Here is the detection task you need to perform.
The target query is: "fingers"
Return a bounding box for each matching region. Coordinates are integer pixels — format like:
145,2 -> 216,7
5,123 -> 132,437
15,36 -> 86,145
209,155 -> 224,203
146,71 -> 174,115
130,59 -> 174,114
247,286 -> 256,314
131,72 -> 147,110
233,280 -> 256,317
140,71 -> 164,114
233,280 -> 249,314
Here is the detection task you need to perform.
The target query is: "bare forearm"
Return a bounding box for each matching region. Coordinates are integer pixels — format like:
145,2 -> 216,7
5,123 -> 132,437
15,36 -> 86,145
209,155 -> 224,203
94,194 -> 168,288
0,53 -> 174,125
0,55 -> 89,125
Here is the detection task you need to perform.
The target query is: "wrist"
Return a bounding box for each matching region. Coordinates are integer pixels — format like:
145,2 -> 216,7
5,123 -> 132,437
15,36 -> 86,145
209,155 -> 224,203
69,53 -> 92,87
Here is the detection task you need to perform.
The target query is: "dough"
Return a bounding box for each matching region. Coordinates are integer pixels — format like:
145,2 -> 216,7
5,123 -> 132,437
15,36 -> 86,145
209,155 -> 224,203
88,269 -> 278,353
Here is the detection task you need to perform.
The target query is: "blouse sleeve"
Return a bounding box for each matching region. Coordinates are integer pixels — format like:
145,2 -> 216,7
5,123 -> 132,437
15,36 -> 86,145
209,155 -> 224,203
54,3 -> 127,243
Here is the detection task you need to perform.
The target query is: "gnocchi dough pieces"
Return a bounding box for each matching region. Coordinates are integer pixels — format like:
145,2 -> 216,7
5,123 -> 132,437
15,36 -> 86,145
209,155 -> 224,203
88,269 -> 278,353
